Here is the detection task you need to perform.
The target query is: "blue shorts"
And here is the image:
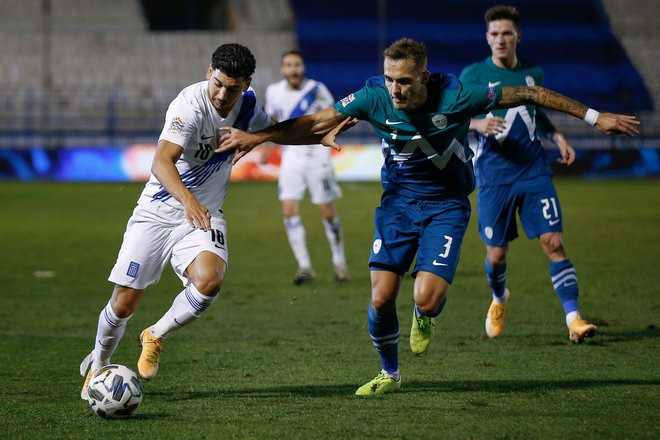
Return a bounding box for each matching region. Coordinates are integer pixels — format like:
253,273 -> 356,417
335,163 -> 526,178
369,192 -> 471,283
477,176 -> 562,246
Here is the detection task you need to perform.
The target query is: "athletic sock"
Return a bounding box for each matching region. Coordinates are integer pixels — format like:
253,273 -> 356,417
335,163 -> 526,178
150,284 -> 217,339
322,217 -> 346,267
368,306 -> 399,375
565,310 -> 580,328
92,300 -> 131,369
485,258 -> 507,304
550,259 -> 580,325
414,296 -> 447,318
284,216 -> 312,269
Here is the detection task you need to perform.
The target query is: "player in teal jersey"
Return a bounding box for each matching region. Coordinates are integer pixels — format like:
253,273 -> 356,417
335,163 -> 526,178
460,5 -> 602,343
216,38 -> 638,395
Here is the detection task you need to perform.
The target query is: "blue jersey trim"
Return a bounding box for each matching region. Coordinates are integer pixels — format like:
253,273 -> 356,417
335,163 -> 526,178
152,91 -> 257,203
288,84 -> 318,119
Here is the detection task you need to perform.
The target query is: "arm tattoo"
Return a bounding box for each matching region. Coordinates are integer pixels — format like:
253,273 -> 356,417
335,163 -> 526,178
498,86 -> 588,119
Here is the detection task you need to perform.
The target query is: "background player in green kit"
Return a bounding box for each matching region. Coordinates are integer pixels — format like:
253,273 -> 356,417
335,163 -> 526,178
216,38 -> 639,395
460,5 -> 599,343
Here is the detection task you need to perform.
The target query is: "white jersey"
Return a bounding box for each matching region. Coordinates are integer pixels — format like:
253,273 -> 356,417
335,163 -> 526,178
138,81 -> 271,213
265,78 -> 335,163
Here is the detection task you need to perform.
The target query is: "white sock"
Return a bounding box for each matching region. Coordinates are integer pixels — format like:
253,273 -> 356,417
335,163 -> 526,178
493,288 -> 509,306
92,300 -> 131,369
565,310 -> 580,328
322,217 -> 346,267
284,216 -> 311,269
383,369 -> 400,381
151,284 -> 217,339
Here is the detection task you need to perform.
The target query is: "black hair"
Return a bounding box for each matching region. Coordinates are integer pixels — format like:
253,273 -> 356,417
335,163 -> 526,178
211,43 -> 256,78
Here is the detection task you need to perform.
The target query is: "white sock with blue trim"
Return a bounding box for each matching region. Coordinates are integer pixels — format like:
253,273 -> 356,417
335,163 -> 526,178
92,300 -> 131,369
151,284 -> 216,338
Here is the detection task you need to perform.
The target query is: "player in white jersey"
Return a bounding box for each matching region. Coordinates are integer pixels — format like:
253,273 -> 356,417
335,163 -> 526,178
265,50 -> 348,284
79,43 -> 271,398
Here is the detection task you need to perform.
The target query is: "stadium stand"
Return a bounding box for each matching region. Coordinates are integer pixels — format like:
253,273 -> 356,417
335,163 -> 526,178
290,0 -> 655,137
0,0 -> 656,150
0,0 -> 295,147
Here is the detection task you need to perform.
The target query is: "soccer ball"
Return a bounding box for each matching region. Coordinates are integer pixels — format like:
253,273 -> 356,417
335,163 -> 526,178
86,364 -> 143,419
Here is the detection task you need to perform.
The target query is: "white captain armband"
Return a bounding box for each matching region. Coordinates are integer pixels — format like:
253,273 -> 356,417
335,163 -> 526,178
583,108 -> 600,126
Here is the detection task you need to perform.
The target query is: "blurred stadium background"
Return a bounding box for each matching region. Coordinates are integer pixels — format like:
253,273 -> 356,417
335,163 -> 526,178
1,0 -> 658,181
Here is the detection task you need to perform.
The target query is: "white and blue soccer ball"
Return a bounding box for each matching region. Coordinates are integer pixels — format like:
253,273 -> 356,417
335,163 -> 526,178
86,364 -> 143,419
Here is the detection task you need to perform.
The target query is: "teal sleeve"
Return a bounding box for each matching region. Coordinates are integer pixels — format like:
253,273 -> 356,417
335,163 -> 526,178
459,81 -> 502,117
536,108 -> 557,139
459,67 -> 489,119
332,86 -> 372,120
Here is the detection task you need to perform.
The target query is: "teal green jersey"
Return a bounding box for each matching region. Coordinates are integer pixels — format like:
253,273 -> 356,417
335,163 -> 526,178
460,58 -> 553,186
332,73 -> 501,199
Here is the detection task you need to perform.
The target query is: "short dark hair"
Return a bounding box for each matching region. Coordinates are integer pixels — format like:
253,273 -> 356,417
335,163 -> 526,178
383,38 -> 428,71
281,50 -> 304,63
211,43 -> 256,78
484,5 -> 520,31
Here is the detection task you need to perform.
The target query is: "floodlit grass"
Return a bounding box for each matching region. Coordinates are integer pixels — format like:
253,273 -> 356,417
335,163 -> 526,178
1,179 -> 659,439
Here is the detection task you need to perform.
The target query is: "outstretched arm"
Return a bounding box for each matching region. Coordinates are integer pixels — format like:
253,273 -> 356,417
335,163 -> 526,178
215,107 -> 351,163
497,86 -> 639,136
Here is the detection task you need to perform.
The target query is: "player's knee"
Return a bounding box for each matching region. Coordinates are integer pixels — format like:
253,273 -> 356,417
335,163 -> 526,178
192,271 -> 223,296
370,271 -> 400,311
371,297 -> 396,312
486,247 -> 507,266
370,287 -> 397,312
540,233 -> 565,258
415,291 -> 446,315
110,286 -> 142,318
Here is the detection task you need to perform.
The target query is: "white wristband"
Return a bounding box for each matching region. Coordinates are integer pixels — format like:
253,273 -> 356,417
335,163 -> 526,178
584,108 -> 600,126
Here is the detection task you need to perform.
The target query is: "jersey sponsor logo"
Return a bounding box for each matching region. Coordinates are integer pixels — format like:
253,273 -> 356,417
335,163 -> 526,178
372,239 -> 382,254
340,93 -> 355,107
385,118 -> 403,125
549,219 -> 560,226
525,75 -> 535,86
127,261 -> 140,278
200,134 -> 214,140
432,260 -> 448,266
431,114 -> 448,129
167,116 -> 186,134
488,81 -> 501,88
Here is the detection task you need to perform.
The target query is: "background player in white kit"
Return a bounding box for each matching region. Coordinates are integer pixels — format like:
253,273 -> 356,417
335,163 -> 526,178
79,43 -> 271,397
265,50 -> 348,284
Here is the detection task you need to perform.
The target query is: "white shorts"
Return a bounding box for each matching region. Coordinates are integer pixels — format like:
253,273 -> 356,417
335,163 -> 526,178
108,203 -> 228,290
278,146 -> 342,204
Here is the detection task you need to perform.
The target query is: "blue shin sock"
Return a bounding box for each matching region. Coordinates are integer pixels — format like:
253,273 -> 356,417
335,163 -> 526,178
550,259 -> 579,315
367,305 -> 399,374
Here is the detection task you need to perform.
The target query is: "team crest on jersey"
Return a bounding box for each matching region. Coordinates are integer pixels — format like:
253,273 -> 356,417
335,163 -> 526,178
168,116 -> 186,134
525,75 -> 535,86
431,114 -> 448,129
340,93 -> 355,107
127,261 -> 140,278
372,239 -> 382,254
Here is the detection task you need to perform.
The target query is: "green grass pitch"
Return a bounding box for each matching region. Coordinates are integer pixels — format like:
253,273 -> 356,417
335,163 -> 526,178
1,179 -> 659,439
